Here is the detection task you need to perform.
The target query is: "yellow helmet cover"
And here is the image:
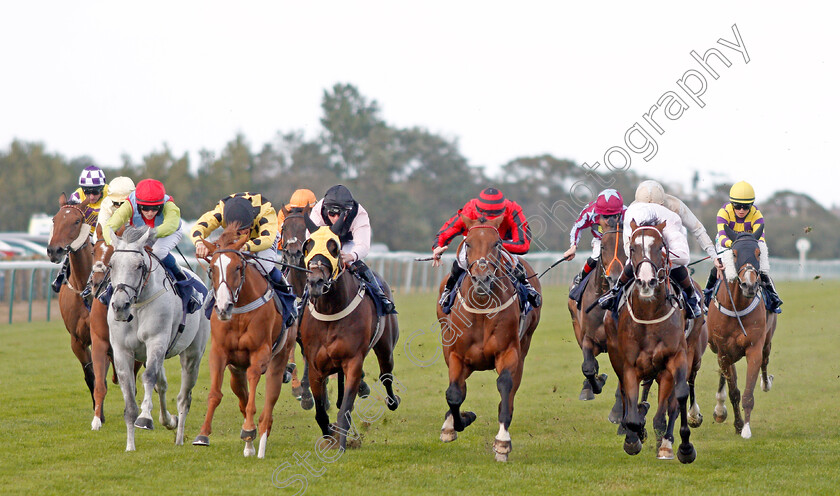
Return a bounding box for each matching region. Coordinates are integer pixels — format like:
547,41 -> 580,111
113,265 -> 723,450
303,226 -> 342,279
729,181 -> 756,203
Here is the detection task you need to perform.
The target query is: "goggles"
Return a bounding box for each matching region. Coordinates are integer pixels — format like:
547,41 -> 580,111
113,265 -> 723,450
326,205 -> 344,216
138,204 -> 162,212
83,187 -> 104,195
732,202 -> 753,211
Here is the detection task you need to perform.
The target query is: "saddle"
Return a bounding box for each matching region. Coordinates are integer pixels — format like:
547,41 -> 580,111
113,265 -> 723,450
440,270 -> 533,317
569,271 -> 593,308
353,272 -> 389,318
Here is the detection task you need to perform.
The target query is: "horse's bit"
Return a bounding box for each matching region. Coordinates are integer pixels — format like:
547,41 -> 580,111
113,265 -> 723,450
111,248 -> 154,304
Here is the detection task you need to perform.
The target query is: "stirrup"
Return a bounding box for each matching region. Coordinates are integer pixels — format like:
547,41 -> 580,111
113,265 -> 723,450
439,287 -> 452,307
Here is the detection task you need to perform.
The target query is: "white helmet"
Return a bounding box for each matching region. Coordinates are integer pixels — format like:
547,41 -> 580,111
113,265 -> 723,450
108,176 -> 135,201
635,180 -> 665,205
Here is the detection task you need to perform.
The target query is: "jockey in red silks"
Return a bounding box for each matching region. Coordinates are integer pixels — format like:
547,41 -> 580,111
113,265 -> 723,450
431,187 -> 540,309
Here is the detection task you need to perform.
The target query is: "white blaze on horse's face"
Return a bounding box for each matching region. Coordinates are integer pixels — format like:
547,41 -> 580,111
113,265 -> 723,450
214,254 -> 234,320
632,230 -> 659,299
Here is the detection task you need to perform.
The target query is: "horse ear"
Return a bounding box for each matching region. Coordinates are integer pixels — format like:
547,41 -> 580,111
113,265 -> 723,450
723,224 -> 737,243
107,225 -> 119,245
59,192 -> 68,207
630,219 -> 638,231
303,239 -> 315,257
144,227 -> 157,247
656,220 -> 667,233
327,239 -> 340,258
330,212 -> 346,234
488,215 -> 504,229
280,205 -> 290,218
79,195 -> 91,208
200,239 -> 217,259
304,214 -> 319,235
461,214 -> 475,229
233,234 -> 249,251
95,223 -> 103,240
752,224 -> 764,241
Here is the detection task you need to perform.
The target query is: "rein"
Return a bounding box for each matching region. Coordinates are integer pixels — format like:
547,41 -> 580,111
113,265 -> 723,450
111,248 -> 157,306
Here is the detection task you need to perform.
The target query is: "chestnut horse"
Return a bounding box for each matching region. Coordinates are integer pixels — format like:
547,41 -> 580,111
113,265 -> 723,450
279,204 -> 315,409
708,224 -> 777,439
193,223 -> 297,458
299,225 -> 401,452
47,194 -> 96,417
568,215 -> 625,416
437,215 -> 541,462
603,219 -> 696,463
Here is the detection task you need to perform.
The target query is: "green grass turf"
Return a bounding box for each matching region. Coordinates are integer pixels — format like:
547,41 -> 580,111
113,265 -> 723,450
0,280 -> 838,495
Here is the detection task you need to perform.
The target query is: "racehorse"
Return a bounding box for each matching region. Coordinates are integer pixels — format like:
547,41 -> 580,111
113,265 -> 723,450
707,224 -> 777,439
603,219 -> 696,463
279,204 -> 315,409
108,226 -> 210,451
437,215 -> 541,462
193,222 -> 297,458
299,222 -> 401,452
568,215 -> 625,414
86,233 -> 119,430
47,194 -> 96,418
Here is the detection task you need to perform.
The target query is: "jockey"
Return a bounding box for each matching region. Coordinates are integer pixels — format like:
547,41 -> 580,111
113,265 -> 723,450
277,188 -> 317,229
563,188 -> 627,290
95,176 -> 136,240
308,185 -> 397,314
703,181 -> 782,313
191,192 -> 297,324
432,187 -> 540,309
51,165 -> 110,292
103,179 -> 202,313
598,181 -> 711,319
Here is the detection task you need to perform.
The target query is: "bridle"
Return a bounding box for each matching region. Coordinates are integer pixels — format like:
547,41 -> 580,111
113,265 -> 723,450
464,224 -> 513,288
629,225 -> 670,284
599,228 -> 624,282
111,248 -> 155,305
211,249 -> 249,303
53,203 -> 91,254
307,257 -> 345,294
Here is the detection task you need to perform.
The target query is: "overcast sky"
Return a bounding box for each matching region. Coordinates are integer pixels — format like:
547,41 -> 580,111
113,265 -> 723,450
2,2 -> 837,208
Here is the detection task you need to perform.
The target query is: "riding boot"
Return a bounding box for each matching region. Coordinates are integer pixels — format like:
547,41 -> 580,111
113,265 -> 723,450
352,260 -> 396,314
703,267 -> 717,308
514,261 -> 542,308
572,257 -> 598,288
164,254 -> 202,314
673,266 -> 702,319
51,256 -> 70,293
439,260 -> 465,308
269,267 -> 298,326
760,272 -> 783,313
598,262 -> 633,309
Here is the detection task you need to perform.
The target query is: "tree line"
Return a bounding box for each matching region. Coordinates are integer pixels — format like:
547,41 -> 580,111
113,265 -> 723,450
2,83 -> 836,259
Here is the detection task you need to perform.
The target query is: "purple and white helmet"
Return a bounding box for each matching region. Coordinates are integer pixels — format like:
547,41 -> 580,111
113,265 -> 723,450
78,166 -> 106,188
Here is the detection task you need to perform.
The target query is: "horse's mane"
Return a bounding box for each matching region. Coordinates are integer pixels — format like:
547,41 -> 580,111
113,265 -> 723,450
122,225 -> 151,244
288,207 -> 305,214
638,216 -> 661,227
218,221 -> 245,247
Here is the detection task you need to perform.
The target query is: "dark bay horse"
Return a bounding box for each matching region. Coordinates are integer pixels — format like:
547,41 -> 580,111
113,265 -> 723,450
603,219 -> 695,463
437,215 -> 541,462
568,215 -> 625,412
194,223 -> 297,458
299,224 -> 401,452
279,204 -> 314,409
47,194 -> 96,417
708,224 -> 777,439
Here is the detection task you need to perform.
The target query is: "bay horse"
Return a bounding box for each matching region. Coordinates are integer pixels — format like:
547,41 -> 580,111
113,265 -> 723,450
299,223 -> 401,452
437,215 -> 541,462
707,224 -> 777,439
47,194 -> 96,418
568,215 -> 625,415
193,222 -> 297,458
279,204 -> 315,409
108,226 -> 210,451
603,219 -> 696,463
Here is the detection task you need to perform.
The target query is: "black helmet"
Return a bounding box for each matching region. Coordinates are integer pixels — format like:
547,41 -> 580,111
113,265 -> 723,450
323,185 -> 356,210
223,196 -> 258,229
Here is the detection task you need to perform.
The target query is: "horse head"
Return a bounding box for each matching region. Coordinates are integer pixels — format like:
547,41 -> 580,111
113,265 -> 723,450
85,225 -> 120,305
598,214 -> 625,287
108,226 -> 157,321
303,225 -> 342,298
47,193 -> 92,263
629,218 -> 668,299
723,224 -> 763,298
280,205 -> 311,293
207,222 -> 251,321
462,214 -> 505,297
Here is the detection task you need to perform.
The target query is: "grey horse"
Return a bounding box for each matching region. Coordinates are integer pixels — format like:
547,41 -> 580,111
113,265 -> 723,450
107,226 -> 210,451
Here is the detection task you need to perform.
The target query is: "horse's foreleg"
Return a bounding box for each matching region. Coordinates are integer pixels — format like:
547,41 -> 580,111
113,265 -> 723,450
257,344 -> 290,459
112,343 -> 138,452
608,384 -> 624,425
442,355 -> 474,442
581,339 -> 606,398
741,344 -> 764,439
90,331 -> 110,430
494,347 -> 522,462
761,331 -> 774,392
194,345 -> 226,446
654,371 -> 674,457
621,367 -> 643,455
69,334 -> 95,406
373,333 -> 401,411
156,363 -> 178,430
136,343 -> 166,431
310,372 -> 332,438
241,347 -> 270,457
299,354 -> 314,410
687,368 -> 703,428
334,359 -> 364,452
174,341 -> 204,446
713,371 -> 728,423
725,363 -> 743,435
230,368 -> 249,417
673,362 -> 696,464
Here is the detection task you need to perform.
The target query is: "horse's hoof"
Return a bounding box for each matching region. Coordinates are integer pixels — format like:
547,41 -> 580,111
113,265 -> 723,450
134,417 -> 154,430
244,441 -> 255,457
440,428 -> 457,442
283,370 -> 292,384
292,385 -> 304,399
91,416 -> 102,431
608,406 -> 622,424
624,438 -> 643,456
493,438 -> 512,457
639,401 -> 650,416
713,407 -> 727,423
579,386 -> 595,401
193,435 -> 210,446
163,415 -> 178,431
688,412 -> 703,428
460,411 -> 477,430
316,435 -> 340,451
358,380 -> 371,399
241,428 -> 257,441
677,443 -> 697,464
741,423 -> 752,439
616,424 -> 627,435
762,374 -> 774,392
657,439 -> 674,460
387,394 -> 401,411
346,436 -> 362,449
494,452 -> 509,462
300,392 -> 314,410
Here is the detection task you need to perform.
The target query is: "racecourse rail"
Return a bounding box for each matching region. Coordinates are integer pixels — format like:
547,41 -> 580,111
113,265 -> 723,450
1,254 -> 838,323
